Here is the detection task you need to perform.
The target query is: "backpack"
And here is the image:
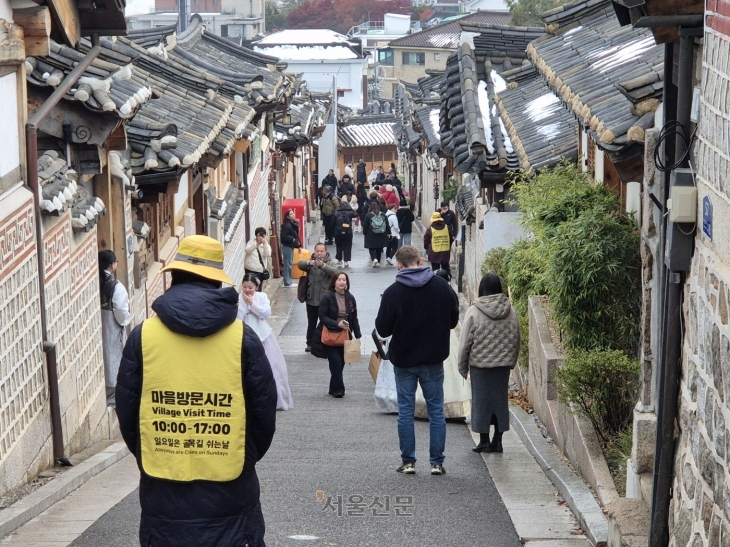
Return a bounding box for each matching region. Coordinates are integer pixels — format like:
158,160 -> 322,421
322,196 -> 337,216
370,213 -> 387,234
336,212 -> 352,234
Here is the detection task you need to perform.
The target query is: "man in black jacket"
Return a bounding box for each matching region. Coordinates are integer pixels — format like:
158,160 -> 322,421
356,159 -> 367,185
116,235 -> 277,547
440,201 -> 458,245
375,245 -> 459,476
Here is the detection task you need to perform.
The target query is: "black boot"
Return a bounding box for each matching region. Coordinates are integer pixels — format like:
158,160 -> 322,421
490,431 -> 503,453
473,433 -> 493,453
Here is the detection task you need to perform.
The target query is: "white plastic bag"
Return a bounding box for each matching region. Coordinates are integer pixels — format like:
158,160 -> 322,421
374,359 -> 399,413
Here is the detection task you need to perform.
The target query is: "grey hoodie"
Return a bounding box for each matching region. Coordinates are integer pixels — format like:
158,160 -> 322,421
395,265 -> 433,287
457,293 -> 520,373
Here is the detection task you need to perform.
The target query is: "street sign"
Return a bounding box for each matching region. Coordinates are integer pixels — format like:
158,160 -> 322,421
703,195 -> 713,241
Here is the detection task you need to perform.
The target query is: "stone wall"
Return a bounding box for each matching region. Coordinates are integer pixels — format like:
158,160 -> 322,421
666,25 -> 730,547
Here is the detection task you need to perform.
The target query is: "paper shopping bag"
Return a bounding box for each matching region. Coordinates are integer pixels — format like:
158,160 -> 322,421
368,351 -> 382,381
344,338 -> 362,364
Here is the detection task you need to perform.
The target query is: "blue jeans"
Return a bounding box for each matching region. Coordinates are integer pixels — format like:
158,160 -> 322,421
393,364 -> 445,465
401,233 -> 411,246
282,246 -> 294,286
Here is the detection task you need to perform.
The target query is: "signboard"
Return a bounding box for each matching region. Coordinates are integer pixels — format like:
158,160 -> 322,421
703,195 -> 713,241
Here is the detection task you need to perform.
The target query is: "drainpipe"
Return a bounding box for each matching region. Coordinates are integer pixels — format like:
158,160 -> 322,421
648,27 -> 697,547
25,35 -> 102,467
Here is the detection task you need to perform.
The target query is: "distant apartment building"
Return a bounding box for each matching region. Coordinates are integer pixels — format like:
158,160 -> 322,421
379,11 -> 509,99
126,0 -> 265,39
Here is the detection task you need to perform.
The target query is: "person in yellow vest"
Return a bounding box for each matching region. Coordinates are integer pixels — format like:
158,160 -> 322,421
115,235 -> 277,547
424,211 -> 454,272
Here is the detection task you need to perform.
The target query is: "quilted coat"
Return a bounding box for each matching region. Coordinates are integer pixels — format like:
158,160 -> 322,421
457,293 -> 520,374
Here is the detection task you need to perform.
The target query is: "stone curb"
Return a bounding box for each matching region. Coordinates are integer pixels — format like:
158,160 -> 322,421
0,441 -> 129,539
509,405 -> 608,547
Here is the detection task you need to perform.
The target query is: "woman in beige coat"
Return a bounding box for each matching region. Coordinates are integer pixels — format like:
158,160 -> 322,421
458,273 -> 520,453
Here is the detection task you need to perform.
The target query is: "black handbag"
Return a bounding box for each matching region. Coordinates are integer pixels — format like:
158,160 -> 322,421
256,248 -> 271,281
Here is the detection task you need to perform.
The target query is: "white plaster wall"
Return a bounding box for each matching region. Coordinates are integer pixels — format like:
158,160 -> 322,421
0,73 -> 20,177
282,60 -> 365,109
0,0 -> 13,23
175,170 -> 189,216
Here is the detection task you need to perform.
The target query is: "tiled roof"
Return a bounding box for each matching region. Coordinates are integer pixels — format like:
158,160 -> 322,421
414,106 -> 441,153
339,120 -> 396,147
417,71 -> 445,101
440,24 -> 545,175
37,150 -> 106,231
253,29 -> 364,60
496,67 -> 578,171
528,0 -> 663,150
540,0 -> 614,32
388,11 -> 511,49
275,92 -> 329,148
394,84 -> 422,154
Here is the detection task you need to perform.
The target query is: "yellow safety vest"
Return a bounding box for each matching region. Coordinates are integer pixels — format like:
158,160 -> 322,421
430,225 -> 451,253
139,316 -> 246,482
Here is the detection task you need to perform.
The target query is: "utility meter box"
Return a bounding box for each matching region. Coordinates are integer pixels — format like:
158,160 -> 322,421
668,186 -> 697,223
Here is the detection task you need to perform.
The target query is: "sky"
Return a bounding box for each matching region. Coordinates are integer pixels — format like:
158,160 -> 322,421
126,0 -> 156,16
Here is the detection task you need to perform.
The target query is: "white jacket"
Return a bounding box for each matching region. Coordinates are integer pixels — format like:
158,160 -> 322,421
386,210 -> 400,238
244,239 -> 272,273
237,291 -> 272,341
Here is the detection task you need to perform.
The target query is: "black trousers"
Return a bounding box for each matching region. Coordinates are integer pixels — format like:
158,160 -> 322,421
386,237 -> 399,259
327,345 -> 345,395
306,303 -> 319,346
368,248 -> 383,262
431,262 -> 450,271
323,214 -> 335,241
335,232 -> 353,261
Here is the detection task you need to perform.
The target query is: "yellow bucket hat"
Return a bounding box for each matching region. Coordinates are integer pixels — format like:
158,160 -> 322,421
160,235 -> 234,285
430,211 -> 443,223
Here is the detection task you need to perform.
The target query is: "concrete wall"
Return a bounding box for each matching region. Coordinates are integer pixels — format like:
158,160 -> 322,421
527,296 -> 618,507
282,61 -> 365,110
666,25 -> 730,547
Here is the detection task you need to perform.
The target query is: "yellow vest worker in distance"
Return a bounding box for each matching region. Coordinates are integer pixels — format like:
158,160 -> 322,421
424,211 -> 454,273
115,235 -> 277,547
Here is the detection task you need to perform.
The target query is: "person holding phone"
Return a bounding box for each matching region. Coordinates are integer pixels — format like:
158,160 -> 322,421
280,210 -> 301,288
298,243 -> 337,352
244,227 -> 271,291
318,272 -> 361,398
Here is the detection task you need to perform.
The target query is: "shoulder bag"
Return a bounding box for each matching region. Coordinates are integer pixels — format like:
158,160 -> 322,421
321,325 -> 349,346
256,248 -> 271,281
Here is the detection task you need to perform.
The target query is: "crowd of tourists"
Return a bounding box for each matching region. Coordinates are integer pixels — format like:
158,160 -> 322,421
98,161 -> 520,546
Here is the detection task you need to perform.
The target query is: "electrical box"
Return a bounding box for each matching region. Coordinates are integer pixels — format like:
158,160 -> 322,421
665,169 -> 695,272
668,186 -> 697,223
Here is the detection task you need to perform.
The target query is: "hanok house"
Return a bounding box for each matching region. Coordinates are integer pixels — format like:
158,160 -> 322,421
274,89 -> 328,203
0,0 -> 128,497
438,22 -> 546,296
381,11 -> 511,100
337,115 -> 398,180
528,0 -> 663,204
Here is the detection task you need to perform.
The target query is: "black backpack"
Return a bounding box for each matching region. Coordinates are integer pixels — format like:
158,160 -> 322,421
336,212 -> 352,234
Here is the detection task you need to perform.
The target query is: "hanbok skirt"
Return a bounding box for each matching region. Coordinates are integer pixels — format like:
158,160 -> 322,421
262,332 -> 294,410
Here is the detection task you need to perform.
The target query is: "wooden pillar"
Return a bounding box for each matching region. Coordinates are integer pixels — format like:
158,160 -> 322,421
93,164 -> 113,250
110,164 -> 129,288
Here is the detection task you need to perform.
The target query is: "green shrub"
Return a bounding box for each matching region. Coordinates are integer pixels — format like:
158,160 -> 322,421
442,177 -> 460,204
517,312 -> 529,373
482,246 -> 508,288
547,208 -> 641,353
556,349 -> 640,445
501,238 -> 549,317
604,426 -> 634,497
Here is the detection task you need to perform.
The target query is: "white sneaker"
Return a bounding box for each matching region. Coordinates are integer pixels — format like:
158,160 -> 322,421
284,283 -> 297,288
373,260 -> 380,268
386,258 -> 393,266
344,262 -> 349,267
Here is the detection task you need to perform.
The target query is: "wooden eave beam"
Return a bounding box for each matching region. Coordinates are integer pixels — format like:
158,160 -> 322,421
46,0 -> 80,48
13,7 -> 51,56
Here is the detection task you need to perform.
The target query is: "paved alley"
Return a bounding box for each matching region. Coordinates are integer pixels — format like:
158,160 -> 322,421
1,226 -> 590,547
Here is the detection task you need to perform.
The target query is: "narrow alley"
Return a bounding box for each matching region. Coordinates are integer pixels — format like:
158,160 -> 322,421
1,224 -> 591,547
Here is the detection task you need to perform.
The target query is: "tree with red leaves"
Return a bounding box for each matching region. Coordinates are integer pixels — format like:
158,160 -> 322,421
286,0 -> 412,35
